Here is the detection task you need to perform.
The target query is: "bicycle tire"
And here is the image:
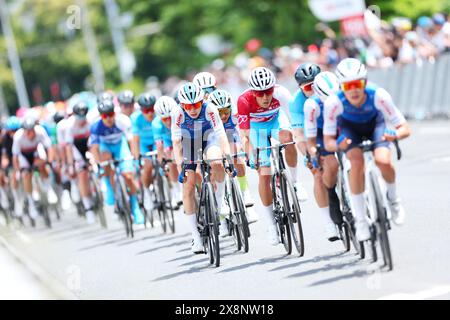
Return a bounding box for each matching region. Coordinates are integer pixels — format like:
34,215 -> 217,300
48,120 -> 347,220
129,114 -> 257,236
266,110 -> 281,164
118,176 -> 133,238
91,176 -> 107,228
230,178 -> 249,253
162,174 -> 175,233
154,177 -> 167,233
370,172 -> 393,271
341,222 -> 351,252
272,174 -> 291,254
281,170 -> 305,256
206,183 -> 220,267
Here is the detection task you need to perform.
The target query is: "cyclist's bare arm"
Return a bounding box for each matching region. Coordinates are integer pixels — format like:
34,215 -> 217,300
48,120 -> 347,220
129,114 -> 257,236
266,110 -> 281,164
132,135 -> 140,160
173,138 -> 183,172
293,128 -> 307,155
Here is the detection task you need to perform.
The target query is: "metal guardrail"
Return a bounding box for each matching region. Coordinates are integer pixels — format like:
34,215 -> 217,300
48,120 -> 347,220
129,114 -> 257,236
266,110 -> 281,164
368,53 -> 450,120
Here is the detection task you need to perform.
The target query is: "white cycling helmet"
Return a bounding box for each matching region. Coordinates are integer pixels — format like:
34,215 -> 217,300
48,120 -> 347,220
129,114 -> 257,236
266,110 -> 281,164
248,67 -> 276,91
313,71 -> 340,102
177,82 -> 205,104
155,96 -> 177,118
208,89 -> 232,110
193,72 -> 216,89
335,58 -> 367,83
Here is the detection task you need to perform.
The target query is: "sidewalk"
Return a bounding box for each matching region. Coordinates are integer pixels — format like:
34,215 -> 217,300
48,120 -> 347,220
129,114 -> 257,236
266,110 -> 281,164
0,243 -> 57,300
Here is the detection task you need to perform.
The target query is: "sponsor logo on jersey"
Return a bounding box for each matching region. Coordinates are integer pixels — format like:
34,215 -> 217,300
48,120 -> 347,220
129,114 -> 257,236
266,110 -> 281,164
237,114 -> 248,125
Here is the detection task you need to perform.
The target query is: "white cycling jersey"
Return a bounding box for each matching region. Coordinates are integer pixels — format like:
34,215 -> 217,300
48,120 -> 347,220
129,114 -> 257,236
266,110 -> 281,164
56,118 -> 70,147
65,115 -> 91,145
323,87 -> 406,136
12,125 -> 52,155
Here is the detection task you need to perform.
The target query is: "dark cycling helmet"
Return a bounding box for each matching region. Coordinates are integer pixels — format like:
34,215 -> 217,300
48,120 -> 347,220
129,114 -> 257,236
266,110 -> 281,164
97,99 -> 115,114
97,91 -> 114,103
53,111 -> 65,124
5,116 -> 21,131
118,90 -> 135,104
137,93 -> 156,109
22,117 -> 37,130
73,101 -> 89,117
294,63 -> 321,85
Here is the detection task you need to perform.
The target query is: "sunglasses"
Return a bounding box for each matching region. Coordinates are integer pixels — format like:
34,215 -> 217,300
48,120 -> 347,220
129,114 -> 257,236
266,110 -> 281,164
300,82 -> 314,92
101,112 -> 115,119
161,116 -> 171,121
203,86 -> 216,94
181,101 -> 203,111
218,108 -> 231,116
121,103 -> 134,108
341,79 -> 366,91
141,107 -> 155,114
253,87 -> 274,97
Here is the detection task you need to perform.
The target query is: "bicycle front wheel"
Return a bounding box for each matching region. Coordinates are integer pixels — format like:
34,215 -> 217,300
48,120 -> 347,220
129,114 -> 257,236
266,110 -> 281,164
162,175 -> 175,233
206,183 -> 220,267
370,172 -> 393,271
230,178 -> 249,253
118,177 -> 133,238
281,171 -> 305,256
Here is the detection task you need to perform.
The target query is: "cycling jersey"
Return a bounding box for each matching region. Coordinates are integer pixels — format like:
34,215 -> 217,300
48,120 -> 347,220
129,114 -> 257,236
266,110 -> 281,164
237,85 -> 292,130
56,118 -> 70,147
323,85 -> 406,152
90,114 -> 132,146
66,115 -> 91,163
289,89 -> 308,129
131,111 -> 155,152
237,85 -> 292,167
90,114 -> 134,172
304,96 -> 333,156
172,102 -> 225,170
222,114 -> 241,144
1,133 -> 14,164
12,125 -> 52,169
42,121 -> 58,145
151,116 -> 172,149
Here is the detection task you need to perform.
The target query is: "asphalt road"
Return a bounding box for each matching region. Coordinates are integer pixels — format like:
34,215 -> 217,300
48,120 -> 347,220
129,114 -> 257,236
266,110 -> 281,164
1,120 -> 449,300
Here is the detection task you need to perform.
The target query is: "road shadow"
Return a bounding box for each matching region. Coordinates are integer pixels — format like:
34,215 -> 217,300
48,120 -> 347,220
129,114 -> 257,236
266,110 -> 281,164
151,263 -> 211,282
308,269 -> 369,287
268,251 -> 350,272
217,254 -> 292,274
286,257 -> 363,279
153,233 -> 191,244
136,240 -> 188,255
115,232 -> 169,247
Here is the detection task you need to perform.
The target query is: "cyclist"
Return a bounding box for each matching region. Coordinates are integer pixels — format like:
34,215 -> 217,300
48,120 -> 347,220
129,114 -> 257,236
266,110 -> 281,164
323,58 -> 411,241
90,100 -> 144,225
237,67 -> 299,246
173,82 -> 231,254
153,96 -> 182,208
207,89 -> 257,224
1,117 -> 21,216
0,122 -> 9,211
289,63 -> 324,202
303,71 -> 342,241
131,93 -> 157,212
66,101 -> 96,224
193,72 -> 217,99
118,90 -> 136,118
12,117 -> 58,219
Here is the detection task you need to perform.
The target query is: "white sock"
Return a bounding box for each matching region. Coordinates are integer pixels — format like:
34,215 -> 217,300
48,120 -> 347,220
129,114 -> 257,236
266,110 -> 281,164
386,182 -> 397,200
27,194 -> 35,207
287,166 -> 298,184
183,213 -> 200,238
215,180 -> 225,212
0,187 -> 7,200
319,206 -> 334,226
42,178 -> 51,191
350,193 -> 366,222
82,197 -> 92,210
12,189 -> 20,203
261,204 -> 276,228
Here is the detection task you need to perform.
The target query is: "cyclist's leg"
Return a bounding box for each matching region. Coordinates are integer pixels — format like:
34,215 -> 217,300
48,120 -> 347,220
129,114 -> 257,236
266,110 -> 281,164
165,147 -> 182,204
19,153 -> 37,217
99,142 -> 116,206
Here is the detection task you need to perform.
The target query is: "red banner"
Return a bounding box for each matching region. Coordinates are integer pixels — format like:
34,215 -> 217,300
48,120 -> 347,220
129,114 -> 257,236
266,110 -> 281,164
340,14 -> 368,37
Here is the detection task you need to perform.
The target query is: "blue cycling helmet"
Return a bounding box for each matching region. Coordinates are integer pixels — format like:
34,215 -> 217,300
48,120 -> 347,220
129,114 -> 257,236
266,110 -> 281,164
417,16 -> 433,29
5,116 -> 21,131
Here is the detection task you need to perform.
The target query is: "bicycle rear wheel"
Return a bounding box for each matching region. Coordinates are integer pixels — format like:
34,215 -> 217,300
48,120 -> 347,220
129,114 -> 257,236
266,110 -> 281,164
206,183 -> 220,267
370,172 -> 393,271
281,171 -> 304,256
91,175 -> 107,228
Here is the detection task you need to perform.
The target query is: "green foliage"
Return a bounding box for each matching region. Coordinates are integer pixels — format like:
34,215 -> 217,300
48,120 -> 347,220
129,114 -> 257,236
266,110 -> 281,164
0,0 -> 447,111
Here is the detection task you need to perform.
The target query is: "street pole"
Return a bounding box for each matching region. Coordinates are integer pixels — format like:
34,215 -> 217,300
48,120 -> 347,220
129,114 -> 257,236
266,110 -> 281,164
77,0 -> 105,93
0,0 -> 30,109
0,82 -> 8,117
104,0 -> 134,83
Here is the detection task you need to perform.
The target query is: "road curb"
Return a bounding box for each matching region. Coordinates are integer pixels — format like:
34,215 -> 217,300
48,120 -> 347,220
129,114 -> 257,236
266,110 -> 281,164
0,229 -> 79,300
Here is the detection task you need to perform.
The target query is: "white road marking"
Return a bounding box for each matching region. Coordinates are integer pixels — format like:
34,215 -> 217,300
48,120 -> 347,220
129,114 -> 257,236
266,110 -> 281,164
379,285 -> 450,300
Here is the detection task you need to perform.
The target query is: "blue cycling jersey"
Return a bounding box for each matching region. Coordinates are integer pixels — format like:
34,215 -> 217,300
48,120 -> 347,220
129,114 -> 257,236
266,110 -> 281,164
289,89 -> 308,129
152,116 -> 172,148
90,114 -> 132,145
131,111 -> 155,146
337,83 -> 380,123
